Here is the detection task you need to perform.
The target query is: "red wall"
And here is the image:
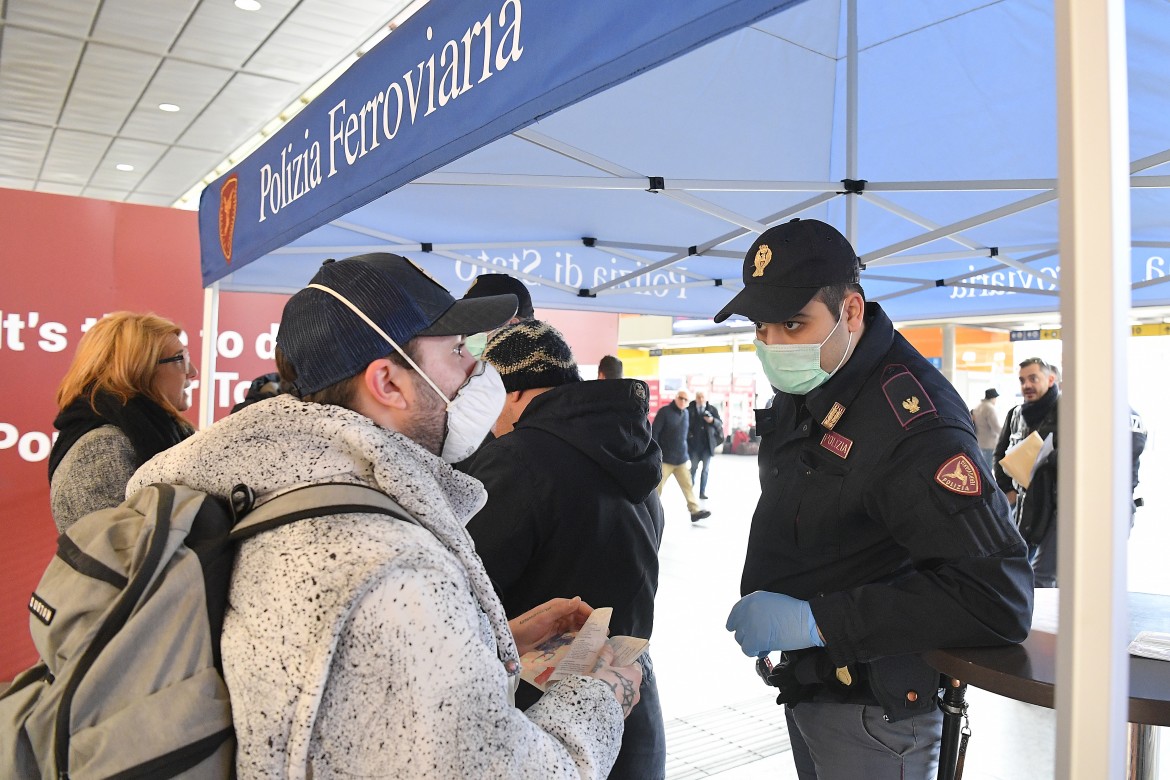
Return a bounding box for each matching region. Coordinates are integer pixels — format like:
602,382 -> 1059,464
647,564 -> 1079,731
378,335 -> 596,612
0,189 -> 288,679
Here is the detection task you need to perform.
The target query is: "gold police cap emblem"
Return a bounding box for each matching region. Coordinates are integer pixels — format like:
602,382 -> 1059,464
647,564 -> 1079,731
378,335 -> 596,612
752,244 -> 773,277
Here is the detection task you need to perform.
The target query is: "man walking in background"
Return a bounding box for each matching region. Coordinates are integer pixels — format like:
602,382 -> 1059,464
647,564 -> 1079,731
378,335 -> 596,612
687,391 -> 723,499
652,390 -> 710,523
971,387 -> 1001,467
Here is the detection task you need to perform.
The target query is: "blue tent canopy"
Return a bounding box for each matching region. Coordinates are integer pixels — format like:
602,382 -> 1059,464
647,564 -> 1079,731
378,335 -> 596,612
198,0 -> 1170,324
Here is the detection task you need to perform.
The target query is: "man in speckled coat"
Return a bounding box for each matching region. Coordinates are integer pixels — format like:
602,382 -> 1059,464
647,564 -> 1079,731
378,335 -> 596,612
129,253 -> 641,780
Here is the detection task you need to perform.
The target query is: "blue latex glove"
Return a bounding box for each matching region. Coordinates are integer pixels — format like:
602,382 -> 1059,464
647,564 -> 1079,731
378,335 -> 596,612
725,591 -> 825,657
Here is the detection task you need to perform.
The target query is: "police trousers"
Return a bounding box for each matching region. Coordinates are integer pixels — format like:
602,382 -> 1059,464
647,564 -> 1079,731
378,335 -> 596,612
785,701 -> 943,780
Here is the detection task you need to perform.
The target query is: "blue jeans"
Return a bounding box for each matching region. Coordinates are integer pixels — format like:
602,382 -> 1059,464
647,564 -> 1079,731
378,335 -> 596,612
689,452 -> 713,496
785,701 -> 943,780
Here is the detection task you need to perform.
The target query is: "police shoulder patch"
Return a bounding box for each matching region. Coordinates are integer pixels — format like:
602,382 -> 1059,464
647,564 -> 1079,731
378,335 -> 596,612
881,364 -> 936,428
935,453 -> 982,496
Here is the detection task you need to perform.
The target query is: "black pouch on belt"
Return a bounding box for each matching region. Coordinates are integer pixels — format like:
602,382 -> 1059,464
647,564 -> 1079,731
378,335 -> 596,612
866,654 -> 944,722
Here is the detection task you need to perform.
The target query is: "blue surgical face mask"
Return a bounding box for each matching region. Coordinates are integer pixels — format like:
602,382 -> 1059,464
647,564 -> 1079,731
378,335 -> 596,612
754,304 -> 852,395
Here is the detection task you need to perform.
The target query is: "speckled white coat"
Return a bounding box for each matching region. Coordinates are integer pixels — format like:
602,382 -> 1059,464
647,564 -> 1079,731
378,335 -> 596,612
128,395 -> 624,780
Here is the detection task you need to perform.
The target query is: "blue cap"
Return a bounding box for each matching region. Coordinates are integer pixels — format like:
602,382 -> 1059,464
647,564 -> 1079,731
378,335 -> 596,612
278,253 -> 516,396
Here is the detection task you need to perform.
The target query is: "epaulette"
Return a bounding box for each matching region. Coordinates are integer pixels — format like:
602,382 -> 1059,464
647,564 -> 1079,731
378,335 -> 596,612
881,364 -> 937,429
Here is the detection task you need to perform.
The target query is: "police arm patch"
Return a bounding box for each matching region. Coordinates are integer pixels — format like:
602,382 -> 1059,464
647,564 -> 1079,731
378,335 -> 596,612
935,453 -> 982,496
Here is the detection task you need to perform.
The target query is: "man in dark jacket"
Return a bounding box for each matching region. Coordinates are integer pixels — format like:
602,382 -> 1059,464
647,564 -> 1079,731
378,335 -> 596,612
993,357 -> 1061,586
994,358 -> 1146,587
686,391 -> 723,499
652,390 -> 711,522
460,320 -> 667,780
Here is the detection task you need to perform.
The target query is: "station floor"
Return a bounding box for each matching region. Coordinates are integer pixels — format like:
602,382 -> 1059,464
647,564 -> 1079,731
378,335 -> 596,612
650,453 -> 1170,779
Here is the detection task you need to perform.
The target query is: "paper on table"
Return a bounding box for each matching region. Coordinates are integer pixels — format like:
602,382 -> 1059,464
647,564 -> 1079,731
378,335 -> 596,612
1129,631 -> 1170,662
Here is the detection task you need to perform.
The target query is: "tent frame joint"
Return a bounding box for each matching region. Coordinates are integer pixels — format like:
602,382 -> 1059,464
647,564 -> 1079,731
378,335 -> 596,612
841,178 -> 867,194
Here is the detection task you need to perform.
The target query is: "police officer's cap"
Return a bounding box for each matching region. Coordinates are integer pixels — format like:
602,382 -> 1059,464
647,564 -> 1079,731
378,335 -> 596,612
713,219 -> 860,324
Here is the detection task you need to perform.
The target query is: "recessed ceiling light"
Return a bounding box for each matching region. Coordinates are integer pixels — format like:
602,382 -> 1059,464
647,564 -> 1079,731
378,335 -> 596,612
234,0 -> 261,10
158,103 -> 181,112
115,164 -> 135,172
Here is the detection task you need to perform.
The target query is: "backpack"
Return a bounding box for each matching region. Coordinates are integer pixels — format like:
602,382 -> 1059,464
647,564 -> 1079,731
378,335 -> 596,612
0,481 -> 413,780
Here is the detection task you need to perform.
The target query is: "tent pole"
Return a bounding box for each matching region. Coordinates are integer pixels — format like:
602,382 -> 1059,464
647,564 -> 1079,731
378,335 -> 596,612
198,284 -> 220,431
861,190 -> 1057,263
940,324 -> 956,384
588,193 -> 839,294
845,0 -> 859,245
1055,0 -> 1131,777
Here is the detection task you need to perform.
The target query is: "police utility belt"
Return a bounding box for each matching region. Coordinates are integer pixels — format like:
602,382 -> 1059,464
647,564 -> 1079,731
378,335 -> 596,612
756,649 -> 942,722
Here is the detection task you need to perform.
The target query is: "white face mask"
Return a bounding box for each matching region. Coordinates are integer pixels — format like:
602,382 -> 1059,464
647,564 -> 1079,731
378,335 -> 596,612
307,283 -> 506,462
433,361 -> 505,462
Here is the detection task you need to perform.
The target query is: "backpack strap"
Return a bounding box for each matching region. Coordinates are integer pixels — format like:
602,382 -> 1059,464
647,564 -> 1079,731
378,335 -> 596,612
229,483 -> 415,542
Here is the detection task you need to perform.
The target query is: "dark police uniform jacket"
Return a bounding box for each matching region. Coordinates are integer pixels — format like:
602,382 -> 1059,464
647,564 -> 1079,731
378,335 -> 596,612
743,303 -> 1034,719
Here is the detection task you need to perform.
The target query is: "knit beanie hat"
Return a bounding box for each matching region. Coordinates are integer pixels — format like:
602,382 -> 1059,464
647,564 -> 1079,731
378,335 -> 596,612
482,320 -> 582,392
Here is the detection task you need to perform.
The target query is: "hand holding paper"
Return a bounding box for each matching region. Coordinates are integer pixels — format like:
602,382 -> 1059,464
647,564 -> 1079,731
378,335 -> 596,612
509,597 -> 592,655
518,607 -> 649,692
999,432 -> 1053,489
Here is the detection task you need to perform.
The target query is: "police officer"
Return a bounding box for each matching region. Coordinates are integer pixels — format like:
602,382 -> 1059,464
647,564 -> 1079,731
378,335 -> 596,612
717,219 -> 1034,780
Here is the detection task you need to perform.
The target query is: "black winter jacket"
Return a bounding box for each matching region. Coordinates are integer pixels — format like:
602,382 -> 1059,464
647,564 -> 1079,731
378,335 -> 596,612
460,377 -> 665,650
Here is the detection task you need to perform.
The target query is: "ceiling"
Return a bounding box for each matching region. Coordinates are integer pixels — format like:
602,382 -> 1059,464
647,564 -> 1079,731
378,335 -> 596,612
0,0 -> 421,208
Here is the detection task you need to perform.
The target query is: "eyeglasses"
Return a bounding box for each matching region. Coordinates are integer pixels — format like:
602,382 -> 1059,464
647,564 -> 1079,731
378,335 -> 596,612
158,349 -> 190,366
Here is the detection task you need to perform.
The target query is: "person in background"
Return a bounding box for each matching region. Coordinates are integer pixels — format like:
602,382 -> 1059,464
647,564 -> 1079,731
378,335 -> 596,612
971,387 -> 1001,467
48,311 -> 196,533
993,358 -> 1146,586
461,320 -> 667,780
993,358 -> 1059,586
462,272 -> 535,357
1130,407 -> 1148,526
715,218 -> 1032,780
651,389 -> 711,523
687,391 -> 723,499
598,354 -> 624,380
128,253 -> 640,779
229,371 -> 290,413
